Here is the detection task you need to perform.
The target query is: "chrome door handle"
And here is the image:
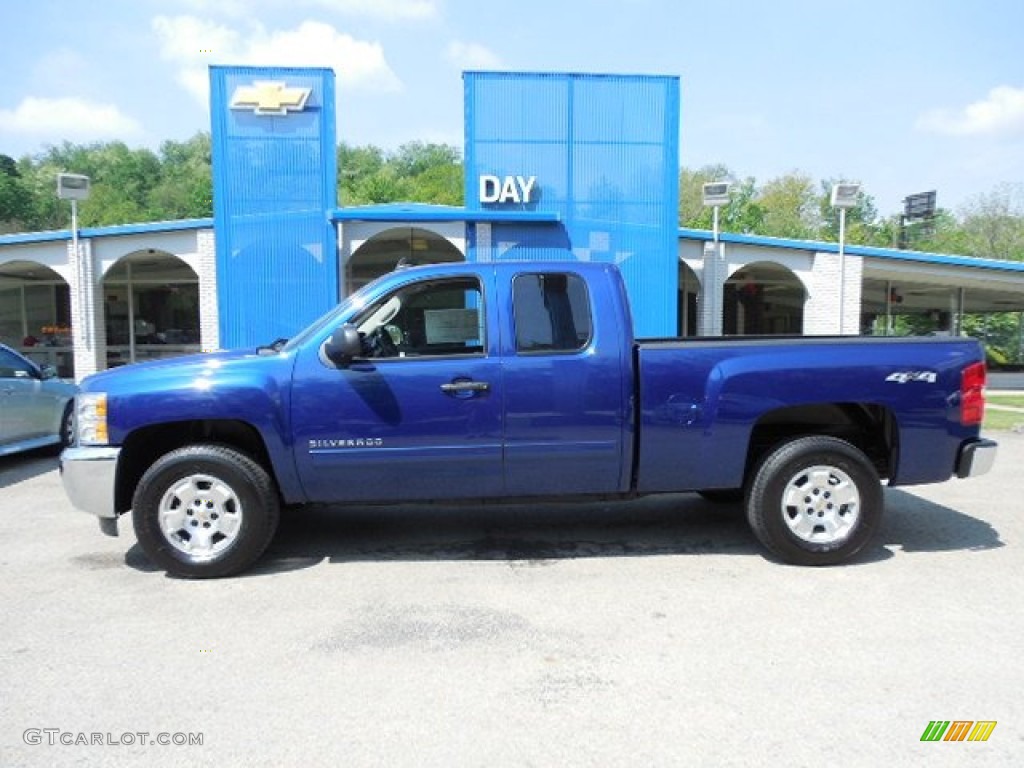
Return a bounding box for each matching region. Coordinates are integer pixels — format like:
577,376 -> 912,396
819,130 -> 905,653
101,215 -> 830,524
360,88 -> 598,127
440,380 -> 490,396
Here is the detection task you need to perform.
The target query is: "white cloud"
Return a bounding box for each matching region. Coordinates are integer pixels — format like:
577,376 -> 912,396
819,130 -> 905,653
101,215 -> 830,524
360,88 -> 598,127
152,15 -> 240,64
917,85 -> 1024,138
249,22 -> 401,90
153,15 -> 402,105
0,97 -> 142,141
445,41 -> 502,70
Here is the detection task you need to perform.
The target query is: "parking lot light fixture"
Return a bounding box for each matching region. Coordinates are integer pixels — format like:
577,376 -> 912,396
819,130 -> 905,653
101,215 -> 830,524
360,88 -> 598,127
702,182 -> 732,335
56,174 -> 91,361
831,182 -> 861,335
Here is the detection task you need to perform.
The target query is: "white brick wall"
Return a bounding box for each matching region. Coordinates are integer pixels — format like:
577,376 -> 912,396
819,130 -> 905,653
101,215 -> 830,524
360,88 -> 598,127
196,229 -> 220,352
698,241 -> 723,336
68,237 -> 104,381
690,241 -> 859,337
805,250 -> 863,335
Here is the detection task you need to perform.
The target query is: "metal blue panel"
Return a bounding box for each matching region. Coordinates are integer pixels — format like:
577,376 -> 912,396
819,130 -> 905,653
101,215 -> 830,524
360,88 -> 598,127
210,66 -> 338,348
464,72 -> 679,336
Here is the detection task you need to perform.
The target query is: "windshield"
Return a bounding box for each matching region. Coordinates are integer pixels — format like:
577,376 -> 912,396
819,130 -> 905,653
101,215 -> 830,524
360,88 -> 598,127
280,273 -> 391,354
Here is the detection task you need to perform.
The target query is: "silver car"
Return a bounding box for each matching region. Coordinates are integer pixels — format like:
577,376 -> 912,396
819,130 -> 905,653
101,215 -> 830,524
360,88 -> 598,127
0,344 -> 77,457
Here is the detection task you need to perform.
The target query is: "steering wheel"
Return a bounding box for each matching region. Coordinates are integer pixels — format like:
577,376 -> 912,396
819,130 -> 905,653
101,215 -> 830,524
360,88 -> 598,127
367,325 -> 399,358
383,324 -> 404,347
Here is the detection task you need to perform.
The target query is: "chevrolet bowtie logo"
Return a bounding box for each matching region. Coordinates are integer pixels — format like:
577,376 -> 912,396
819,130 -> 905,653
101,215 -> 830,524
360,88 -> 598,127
229,81 -> 312,116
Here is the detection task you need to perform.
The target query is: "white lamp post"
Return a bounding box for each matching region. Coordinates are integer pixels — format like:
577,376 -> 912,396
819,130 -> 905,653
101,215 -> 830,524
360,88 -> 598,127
830,182 -> 860,335
57,172 -> 90,232
702,181 -> 731,336
57,173 -> 91,373
702,181 -> 731,243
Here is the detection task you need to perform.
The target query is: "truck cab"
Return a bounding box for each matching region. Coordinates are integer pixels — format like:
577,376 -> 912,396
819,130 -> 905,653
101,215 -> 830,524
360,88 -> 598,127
292,262 -> 633,502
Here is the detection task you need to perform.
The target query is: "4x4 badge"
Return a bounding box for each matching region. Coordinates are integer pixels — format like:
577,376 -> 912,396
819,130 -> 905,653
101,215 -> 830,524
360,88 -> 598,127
886,371 -> 937,384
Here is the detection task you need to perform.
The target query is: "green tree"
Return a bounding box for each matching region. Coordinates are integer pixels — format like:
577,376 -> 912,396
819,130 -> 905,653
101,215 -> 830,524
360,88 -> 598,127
678,164 -> 734,228
338,143 -> 386,204
0,153 -> 35,233
337,141 -> 462,206
354,169 -> 410,204
679,166 -> 764,234
955,183 -> 1024,261
907,209 -> 967,254
407,163 -> 463,206
15,157 -> 66,231
817,178 -> 880,245
756,172 -> 821,239
148,133 -> 212,219
389,141 -> 460,178
963,313 -> 1023,365
721,177 -> 764,234
31,140 -> 163,226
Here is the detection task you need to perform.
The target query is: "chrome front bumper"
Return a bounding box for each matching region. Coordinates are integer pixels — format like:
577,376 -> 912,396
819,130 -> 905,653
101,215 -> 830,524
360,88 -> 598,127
956,438 -> 998,479
60,446 -> 122,535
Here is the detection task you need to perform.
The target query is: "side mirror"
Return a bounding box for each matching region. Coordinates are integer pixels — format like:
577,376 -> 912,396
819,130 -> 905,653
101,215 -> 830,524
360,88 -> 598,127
323,324 -> 362,367
39,364 -> 58,380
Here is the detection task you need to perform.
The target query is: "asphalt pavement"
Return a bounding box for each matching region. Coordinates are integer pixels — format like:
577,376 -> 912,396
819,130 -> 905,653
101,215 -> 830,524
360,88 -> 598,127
1,432 -> 1022,767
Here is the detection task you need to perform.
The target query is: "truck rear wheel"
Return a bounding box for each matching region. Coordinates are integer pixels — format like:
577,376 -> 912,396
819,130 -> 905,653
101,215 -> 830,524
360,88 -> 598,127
132,444 -> 279,578
746,436 -> 882,565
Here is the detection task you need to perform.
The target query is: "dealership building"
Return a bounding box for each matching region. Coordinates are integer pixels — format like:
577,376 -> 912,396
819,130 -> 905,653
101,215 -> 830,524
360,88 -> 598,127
2,66 -> 1024,381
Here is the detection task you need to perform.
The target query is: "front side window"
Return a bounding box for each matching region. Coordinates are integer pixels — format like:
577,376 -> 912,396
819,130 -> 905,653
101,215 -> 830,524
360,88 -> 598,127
0,348 -> 34,379
513,273 -> 592,353
352,277 -> 485,359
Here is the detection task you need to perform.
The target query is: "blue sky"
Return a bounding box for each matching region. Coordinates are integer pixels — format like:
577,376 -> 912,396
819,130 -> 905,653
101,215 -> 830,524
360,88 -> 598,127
1,0 -> 1022,216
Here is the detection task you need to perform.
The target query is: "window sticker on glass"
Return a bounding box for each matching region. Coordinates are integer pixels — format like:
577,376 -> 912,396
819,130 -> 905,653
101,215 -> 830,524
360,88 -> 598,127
425,309 -> 480,345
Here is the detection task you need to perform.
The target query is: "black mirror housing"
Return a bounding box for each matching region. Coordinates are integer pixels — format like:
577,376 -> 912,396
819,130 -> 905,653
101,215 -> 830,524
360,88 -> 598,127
323,324 -> 362,367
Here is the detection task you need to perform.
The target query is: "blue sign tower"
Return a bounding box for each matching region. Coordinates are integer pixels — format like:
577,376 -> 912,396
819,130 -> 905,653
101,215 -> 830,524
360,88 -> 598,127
209,66 -> 338,348
464,72 -> 680,337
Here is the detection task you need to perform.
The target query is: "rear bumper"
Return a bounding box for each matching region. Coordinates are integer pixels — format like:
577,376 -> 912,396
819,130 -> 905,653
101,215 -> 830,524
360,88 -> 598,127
955,438 -> 998,479
60,446 -> 121,531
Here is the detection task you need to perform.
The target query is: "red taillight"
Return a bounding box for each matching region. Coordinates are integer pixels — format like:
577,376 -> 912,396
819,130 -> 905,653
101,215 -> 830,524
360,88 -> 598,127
961,361 -> 986,426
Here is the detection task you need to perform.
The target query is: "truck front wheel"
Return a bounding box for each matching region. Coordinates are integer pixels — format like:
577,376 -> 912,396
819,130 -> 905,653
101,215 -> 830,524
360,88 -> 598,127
132,445 -> 280,578
746,436 -> 882,565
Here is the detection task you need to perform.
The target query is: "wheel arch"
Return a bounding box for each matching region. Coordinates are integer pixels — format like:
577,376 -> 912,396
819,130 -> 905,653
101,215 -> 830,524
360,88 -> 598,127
745,403 -> 898,485
115,419 -> 275,514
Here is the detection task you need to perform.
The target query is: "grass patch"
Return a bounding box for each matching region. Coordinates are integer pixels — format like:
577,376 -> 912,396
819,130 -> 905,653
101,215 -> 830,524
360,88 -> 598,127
987,394 -> 1024,408
984,409 -> 1024,432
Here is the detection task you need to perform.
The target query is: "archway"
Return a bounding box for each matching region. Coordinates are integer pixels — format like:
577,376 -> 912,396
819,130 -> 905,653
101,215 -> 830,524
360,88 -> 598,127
677,261 -> 700,337
347,227 -> 464,295
102,250 -> 200,366
0,260 -> 73,376
724,262 -> 805,335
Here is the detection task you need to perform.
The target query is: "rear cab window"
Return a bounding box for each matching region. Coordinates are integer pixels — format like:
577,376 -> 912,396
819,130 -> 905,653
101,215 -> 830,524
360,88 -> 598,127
512,273 -> 593,354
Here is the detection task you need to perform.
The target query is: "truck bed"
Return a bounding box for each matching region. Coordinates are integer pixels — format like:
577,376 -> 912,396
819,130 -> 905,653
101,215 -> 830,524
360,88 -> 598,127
634,335 -> 983,492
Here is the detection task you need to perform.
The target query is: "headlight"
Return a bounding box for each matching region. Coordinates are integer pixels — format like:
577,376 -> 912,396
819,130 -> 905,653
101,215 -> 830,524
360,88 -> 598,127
77,393 -> 109,445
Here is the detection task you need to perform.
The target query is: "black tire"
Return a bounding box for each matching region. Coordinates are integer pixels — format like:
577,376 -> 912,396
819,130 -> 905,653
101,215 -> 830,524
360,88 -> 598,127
697,489 -> 744,504
745,436 -> 882,566
132,444 -> 280,578
59,401 -> 74,448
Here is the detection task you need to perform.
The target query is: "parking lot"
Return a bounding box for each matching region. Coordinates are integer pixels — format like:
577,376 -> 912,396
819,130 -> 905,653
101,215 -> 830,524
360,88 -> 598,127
1,433 -> 1022,767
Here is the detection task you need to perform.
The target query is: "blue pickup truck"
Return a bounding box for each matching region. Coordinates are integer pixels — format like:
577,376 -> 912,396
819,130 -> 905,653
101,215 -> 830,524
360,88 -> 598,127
61,261 -> 997,577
